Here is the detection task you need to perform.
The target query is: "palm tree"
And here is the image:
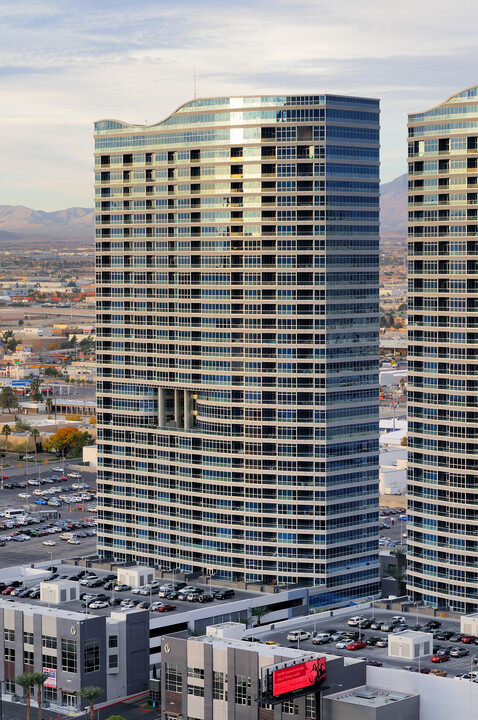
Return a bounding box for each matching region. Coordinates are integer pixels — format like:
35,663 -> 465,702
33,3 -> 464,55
392,547 -> 406,565
2,424 -> 11,458
250,605 -> 270,627
30,428 -> 40,465
45,398 -> 52,419
79,686 -> 104,720
31,672 -> 48,720
14,673 -> 34,720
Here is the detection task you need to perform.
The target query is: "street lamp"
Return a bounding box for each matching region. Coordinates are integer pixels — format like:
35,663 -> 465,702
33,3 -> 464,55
367,595 -> 375,621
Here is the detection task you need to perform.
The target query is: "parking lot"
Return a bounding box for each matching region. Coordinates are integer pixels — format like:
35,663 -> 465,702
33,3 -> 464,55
0,461 -> 97,565
254,609 -> 478,678
0,560 -> 259,619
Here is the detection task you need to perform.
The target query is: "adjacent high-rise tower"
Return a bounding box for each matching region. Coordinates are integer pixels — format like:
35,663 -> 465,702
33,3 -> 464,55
95,94 -> 380,605
408,87 -> 478,613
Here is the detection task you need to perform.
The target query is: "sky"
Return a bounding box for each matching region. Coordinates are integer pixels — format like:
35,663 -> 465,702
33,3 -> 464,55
3,0 -> 478,210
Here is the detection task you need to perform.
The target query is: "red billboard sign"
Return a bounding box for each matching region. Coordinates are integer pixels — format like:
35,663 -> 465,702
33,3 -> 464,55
272,658 -> 326,697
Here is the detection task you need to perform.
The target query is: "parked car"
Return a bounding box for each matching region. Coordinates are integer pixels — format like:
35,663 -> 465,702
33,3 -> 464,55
311,633 -> 331,645
287,630 -> 311,642
115,584 -> 131,592
157,604 -> 176,612
42,540 -> 56,546
436,630 -> 454,641
375,639 -> 388,648
431,653 -> 450,663
449,647 -> 469,657
423,620 -> 441,630
197,593 -> 214,603
89,601 -> 109,609
335,640 -> 349,649
214,588 -> 235,600
366,636 -> 382,646
461,635 -> 476,644
347,640 -> 366,651
347,616 -> 367,627
429,668 -> 447,677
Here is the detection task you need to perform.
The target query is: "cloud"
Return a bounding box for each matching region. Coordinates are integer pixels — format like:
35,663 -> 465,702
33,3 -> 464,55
2,0 -> 478,207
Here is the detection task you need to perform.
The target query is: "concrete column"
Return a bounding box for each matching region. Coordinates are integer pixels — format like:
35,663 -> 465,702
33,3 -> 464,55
174,389 -> 182,427
184,390 -> 191,429
158,388 -> 165,426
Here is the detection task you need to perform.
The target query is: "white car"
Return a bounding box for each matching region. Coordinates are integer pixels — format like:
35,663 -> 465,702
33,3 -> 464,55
67,538 -> 81,545
348,616 -> 366,626
68,472 -> 82,479
42,540 -> 56,546
18,493 -> 31,499
335,640 -> 349,649
286,630 -> 311,642
23,455 -> 34,460
52,467 -> 64,472
391,616 -> 406,624
89,600 -> 109,609
131,586 -> 144,594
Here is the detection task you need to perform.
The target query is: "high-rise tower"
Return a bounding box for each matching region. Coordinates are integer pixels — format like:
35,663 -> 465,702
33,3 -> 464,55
95,94 -> 380,605
408,87 -> 478,613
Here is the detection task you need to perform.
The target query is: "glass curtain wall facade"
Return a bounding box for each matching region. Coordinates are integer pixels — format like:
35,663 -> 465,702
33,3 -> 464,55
94,94 -> 380,602
408,87 -> 478,613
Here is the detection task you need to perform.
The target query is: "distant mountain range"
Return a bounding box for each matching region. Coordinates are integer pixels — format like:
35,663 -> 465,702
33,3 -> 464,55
380,173 -> 407,238
0,205 -> 93,244
0,173 -> 407,245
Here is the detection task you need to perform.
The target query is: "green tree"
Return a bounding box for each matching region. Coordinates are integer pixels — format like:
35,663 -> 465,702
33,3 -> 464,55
79,335 -> 95,355
14,673 -> 34,720
44,367 -> 61,377
0,330 -> 18,353
31,672 -> 48,720
29,378 -> 43,403
15,419 -> 31,432
45,398 -> 52,418
1,424 -> 12,456
250,605 -> 270,627
79,686 -> 104,720
0,386 -> 19,413
43,427 -> 94,457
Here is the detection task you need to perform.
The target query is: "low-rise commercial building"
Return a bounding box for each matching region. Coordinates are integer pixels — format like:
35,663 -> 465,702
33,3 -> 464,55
0,599 -> 149,712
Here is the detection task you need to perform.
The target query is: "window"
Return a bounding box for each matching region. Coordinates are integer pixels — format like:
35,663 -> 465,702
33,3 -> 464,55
61,639 -> 77,673
108,635 -> 118,648
235,675 -> 251,706
165,663 -> 182,693
4,648 -> 15,662
306,695 -> 316,719
5,680 -> 15,694
42,654 -> 57,670
43,635 -> 57,649
282,699 -> 299,715
187,667 -> 204,679
187,685 -> 204,697
4,629 -> 14,642
24,632 -> 34,645
44,688 -> 57,703
213,671 -> 227,700
24,651 -> 34,665
84,638 -> 100,673
108,654 -> 118,669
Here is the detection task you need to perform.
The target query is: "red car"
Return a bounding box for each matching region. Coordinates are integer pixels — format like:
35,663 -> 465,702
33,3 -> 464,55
156,604 -> 176,612
2,475 -> 9,480
347,641 -> 366,651
461,636 -> 476,644
2,586 -> 15,595
431,654 -> 449,663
